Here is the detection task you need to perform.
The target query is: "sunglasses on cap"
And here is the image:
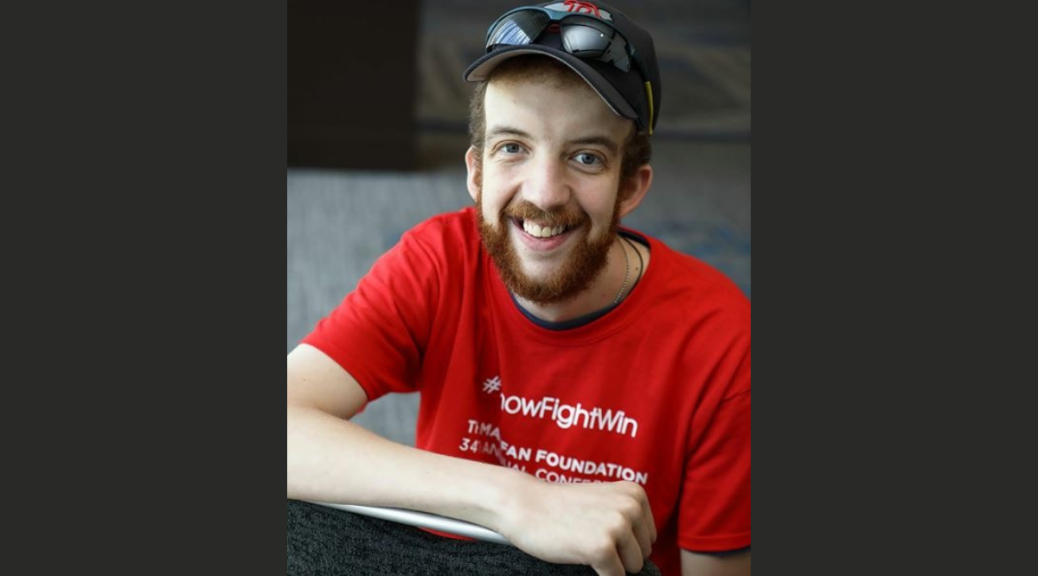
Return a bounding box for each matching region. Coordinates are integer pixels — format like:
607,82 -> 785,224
483,5 -> 655,131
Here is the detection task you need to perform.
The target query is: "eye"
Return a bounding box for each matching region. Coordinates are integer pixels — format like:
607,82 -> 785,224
500,143 -> 523,155
574,152 -> 603,167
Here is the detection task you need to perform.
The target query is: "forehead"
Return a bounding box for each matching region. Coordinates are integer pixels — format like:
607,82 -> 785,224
484,76 -> 632,142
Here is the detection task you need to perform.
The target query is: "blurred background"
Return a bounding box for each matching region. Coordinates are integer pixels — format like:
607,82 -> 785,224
288,0 -> 750,444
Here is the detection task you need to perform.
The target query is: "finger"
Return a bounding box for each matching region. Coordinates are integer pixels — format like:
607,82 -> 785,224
617,482 -> 655,542
632,516 -> 653,559
640,498 -> 657,543
592,550 -> 627,576
616,532 -> 646,574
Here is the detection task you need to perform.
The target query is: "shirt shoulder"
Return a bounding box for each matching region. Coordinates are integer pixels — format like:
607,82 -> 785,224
391,207 -> 482,274
639,233 -> 750,316
405,207 -> 480,247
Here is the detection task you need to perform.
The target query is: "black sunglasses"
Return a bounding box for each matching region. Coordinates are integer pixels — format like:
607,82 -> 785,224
484,6 -> 655,132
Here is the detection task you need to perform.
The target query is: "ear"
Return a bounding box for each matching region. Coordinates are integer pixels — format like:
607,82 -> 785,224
465,146 -> 482,203
617,164 -> 653,219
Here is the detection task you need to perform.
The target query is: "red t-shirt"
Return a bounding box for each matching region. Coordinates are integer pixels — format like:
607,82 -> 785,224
303,207 -> 751,576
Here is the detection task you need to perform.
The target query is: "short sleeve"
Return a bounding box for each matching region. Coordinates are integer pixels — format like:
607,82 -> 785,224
677,347 -> 751,552
302,229 -> 441,401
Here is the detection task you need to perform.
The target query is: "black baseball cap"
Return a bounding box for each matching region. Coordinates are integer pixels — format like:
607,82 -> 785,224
463,1 -> 662,135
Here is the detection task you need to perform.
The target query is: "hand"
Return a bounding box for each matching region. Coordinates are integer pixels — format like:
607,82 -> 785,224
496,480 -> 657,576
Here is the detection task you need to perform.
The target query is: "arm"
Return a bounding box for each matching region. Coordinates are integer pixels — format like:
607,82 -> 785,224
681,549 -> 750,576
287,344 -> 656,576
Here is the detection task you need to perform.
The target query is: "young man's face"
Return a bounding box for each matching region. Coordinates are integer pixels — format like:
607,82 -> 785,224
466,75 -> 639,305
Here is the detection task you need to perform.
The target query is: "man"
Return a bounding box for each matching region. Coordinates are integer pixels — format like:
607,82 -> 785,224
287,2 -> 750,575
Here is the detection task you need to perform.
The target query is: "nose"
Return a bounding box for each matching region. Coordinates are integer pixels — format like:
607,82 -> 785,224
522,155 -> 571,212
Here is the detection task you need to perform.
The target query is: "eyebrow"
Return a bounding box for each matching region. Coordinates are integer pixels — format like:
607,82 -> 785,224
486,126 -> 621,156
486,126 -> 531,140
569,135 -> 621,156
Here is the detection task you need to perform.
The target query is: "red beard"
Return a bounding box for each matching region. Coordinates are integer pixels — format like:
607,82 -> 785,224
476,190 -> 621,305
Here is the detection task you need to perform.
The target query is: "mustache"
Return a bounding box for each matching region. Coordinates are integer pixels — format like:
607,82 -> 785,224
503,200 -> 589,228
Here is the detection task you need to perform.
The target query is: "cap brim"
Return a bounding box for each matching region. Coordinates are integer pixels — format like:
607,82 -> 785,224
463,45 -> 638,123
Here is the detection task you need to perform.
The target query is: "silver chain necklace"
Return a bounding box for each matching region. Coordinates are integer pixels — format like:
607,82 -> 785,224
612,239 -> 631,306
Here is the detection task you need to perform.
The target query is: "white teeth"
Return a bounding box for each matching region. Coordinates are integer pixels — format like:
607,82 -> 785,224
523,221 -> 567,238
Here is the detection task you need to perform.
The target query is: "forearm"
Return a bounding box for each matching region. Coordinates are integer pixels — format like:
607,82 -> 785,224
287,404 -> 658,575
286,404 -> 528,532
681,549 -> 751,576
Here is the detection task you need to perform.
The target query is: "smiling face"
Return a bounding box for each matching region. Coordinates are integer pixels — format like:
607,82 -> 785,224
465,63 -> 645,306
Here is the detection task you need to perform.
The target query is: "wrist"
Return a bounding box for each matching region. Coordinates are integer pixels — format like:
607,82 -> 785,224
482,467 -> 540,534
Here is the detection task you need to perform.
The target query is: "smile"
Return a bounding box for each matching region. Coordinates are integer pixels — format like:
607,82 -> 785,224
519,218 -> 571,238
511,218 -> 579,251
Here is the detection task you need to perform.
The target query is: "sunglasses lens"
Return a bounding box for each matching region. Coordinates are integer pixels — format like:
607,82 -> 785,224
487,10 -> 551,48
562,25 -> 607,57
561,17 -> 631,72
560,17 -> 610,55
602,36 -> 631,72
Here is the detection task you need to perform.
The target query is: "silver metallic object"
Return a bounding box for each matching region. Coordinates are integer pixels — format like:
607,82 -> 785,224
309,502 -> 512,546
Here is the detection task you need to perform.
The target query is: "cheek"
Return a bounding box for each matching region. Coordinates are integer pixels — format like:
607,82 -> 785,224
476,188 -> 506,228
580,192 -> 622,236
479,175 -> 513,210
584,192 -> 620,221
